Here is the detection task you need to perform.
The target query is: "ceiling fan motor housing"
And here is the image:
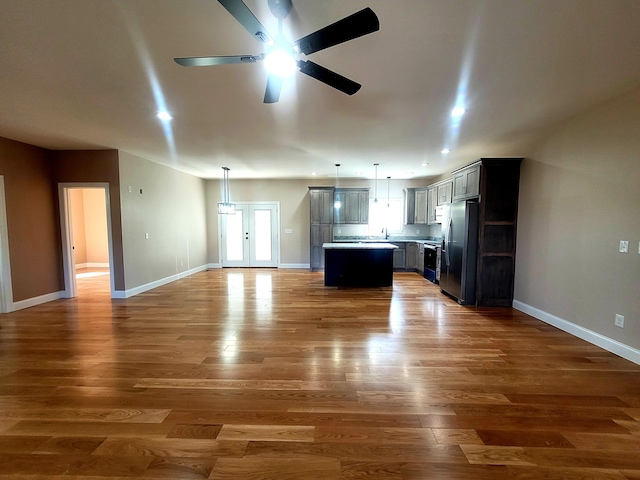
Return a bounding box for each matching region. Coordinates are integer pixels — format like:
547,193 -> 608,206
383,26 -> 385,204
268,0 -> 292,20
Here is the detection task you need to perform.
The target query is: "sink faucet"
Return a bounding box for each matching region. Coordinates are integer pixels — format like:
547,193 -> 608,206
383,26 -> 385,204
382,227 -> 389,239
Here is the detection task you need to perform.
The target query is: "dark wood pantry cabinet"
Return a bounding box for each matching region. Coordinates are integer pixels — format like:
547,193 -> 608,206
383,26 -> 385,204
474,158 -> 523,307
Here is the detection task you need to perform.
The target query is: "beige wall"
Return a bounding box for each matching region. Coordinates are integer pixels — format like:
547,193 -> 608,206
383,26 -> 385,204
119,152 -> 207,291
515,86 -> 640,350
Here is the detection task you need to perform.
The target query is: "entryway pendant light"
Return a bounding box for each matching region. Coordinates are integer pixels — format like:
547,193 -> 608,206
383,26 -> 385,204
373,163 -> 379,202
218,167 -> 236,214
334,164 -> 341,209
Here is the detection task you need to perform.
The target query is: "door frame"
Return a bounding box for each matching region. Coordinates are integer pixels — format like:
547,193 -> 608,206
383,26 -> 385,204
58,182 -> 116,298
218,202 -> 280,268
0,176 -> 14,312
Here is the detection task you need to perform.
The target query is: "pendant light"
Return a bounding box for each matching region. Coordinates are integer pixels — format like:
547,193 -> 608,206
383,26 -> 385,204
217,167 -> 236,214
334,164 -> 341,209
373,163 -> 379,203
387,176 -> 391,208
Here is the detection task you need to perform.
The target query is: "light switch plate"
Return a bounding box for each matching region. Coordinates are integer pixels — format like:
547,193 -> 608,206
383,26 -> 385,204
619,240 -> 629,253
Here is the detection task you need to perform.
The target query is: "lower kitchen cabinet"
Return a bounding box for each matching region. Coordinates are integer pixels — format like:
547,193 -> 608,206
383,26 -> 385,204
391,242 -> 406,270
405,242 -> 418,270
310,224 -> 332,270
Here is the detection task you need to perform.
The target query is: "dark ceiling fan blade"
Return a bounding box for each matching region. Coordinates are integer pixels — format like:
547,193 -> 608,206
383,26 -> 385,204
295,7 -> 379,56
218,0 -> 273,43
297,60 -> 361,95
174,55 -> 263,67
264,74 -> 283,103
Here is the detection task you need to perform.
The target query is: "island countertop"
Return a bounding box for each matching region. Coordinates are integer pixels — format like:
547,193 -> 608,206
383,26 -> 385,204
322,242 -> 398,250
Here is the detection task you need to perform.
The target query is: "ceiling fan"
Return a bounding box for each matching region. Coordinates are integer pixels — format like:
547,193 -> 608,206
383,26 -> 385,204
174,0 -> 380,103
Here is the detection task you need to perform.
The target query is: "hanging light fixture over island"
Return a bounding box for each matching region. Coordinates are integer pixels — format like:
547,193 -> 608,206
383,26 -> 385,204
218,166 -> 236,214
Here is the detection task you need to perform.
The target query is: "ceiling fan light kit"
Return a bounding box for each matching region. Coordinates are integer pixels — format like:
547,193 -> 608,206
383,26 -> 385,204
175,0 -> 379,103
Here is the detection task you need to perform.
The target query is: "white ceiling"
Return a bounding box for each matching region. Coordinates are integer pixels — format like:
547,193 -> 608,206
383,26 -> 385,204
1,0 -> 639,180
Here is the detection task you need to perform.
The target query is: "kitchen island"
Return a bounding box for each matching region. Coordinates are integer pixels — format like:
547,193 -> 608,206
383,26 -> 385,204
323,242 -> 398,287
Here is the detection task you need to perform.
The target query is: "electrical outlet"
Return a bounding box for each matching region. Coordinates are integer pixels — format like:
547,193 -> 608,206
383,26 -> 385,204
615,314 -> 625,328
145,233 -> 149,239
619,240 -> 629,253
416,229 -> 420,234
180,260 -> 183,267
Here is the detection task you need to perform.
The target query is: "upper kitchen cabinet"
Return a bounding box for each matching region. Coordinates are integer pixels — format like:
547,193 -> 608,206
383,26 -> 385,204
414,188 -> 428,224
437,180 -> 452,205
405,187 -> 429,225
404,188 -> 416,225
427,186 -> 438,224
309,187 -> 334,225
452,163 -> 480,202
334,188 -> 369,224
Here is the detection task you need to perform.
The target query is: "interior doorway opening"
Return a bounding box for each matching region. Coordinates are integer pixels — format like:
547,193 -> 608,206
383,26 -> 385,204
59,183 -> 116,298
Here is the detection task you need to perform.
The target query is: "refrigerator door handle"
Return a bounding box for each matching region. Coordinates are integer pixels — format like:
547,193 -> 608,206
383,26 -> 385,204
446,217 -> 452,267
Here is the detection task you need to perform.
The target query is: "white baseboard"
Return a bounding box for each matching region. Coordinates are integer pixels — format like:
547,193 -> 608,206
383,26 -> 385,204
116,264 -> 209,299
75,262 -> 109,270
206,263 -> 310,269
513,300 -> 640,366
11,291 -> 65,312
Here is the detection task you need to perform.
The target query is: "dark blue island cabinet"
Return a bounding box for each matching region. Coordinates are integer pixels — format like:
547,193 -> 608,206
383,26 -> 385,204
323,243 -> 398,287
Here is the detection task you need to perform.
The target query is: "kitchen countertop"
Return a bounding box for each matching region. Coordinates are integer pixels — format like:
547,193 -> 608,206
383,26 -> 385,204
323,242 -> 398,249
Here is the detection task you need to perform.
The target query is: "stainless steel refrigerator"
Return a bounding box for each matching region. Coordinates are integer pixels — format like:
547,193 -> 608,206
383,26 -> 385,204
440,200 -> 479,305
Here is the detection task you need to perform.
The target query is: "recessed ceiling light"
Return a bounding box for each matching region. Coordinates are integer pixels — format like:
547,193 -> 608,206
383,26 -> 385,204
156,111 -> 173,121
421,162 -> 429,167
451,106 -> 466,119
311,172 -> 317,176
441,148 -> 451,154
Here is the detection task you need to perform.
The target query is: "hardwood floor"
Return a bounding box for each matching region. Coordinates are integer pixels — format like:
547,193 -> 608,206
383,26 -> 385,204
1,268 -> 639,479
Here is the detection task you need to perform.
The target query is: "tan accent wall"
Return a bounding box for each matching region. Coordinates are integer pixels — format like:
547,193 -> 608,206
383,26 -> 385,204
83,189 -> 109,264
0,137 -> 63,301
51,150 -> 125,291
515,86 -> 640,350
70,188 -> 109,266
118,152 -> 207,291
69,189 -> 87,265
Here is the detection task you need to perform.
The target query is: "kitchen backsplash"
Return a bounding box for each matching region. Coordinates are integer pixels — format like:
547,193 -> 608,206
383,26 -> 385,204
333,223 -> 442,240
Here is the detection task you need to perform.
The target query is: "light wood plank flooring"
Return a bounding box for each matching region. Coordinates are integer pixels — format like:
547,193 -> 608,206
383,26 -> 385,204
1,268 -> 639,479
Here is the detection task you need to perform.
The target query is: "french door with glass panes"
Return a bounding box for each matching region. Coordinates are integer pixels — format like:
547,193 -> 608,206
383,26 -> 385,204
220,203 -> 279,267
